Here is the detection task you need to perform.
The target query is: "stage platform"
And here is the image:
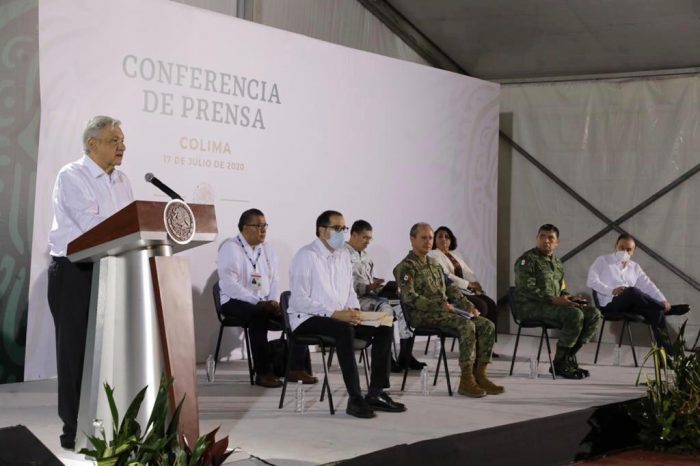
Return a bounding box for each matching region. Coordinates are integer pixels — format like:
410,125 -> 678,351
0,335 -> 650,465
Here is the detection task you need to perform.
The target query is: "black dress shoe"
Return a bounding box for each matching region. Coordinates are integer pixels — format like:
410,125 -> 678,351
667,304 -> 690,316
408,356 -> 427,370
390,358 -> 403,373
365,392 -> 407,413
60,436 -> 75,450
346,397 -> 376,418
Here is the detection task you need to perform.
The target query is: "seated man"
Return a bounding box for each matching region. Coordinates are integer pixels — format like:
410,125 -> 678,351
394,222 -> 503,398
217,208 -> 315,388
288,210 -> 406,418
514,224 -> 602,379
587,233 -> 689,351
343,219 -> 426,372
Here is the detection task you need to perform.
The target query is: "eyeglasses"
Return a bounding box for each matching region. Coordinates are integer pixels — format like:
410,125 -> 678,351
96,137 -> 125,147
322,225 -> 348,233
245,223 -> 269,229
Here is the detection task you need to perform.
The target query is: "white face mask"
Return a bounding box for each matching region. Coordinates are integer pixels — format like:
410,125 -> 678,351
614,250 -> 631,263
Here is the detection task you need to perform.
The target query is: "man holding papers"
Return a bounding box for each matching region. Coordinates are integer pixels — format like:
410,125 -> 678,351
287,210 -> 407,418
394,223 -> 503,398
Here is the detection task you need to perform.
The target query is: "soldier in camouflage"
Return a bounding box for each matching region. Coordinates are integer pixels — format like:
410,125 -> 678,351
394,223 -> 503,397
513,224 -> 602,379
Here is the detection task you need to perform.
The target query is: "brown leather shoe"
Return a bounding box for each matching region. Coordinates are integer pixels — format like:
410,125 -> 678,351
255,372 -> 283,388
458,371 -> 486,398
287,370 -> 319,384
473,362 -> 504,395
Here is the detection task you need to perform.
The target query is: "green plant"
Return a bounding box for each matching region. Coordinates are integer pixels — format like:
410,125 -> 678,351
627,322 -> 700,453
80,376 -> 233,465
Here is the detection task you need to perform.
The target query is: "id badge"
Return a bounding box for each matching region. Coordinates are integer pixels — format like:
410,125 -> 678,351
251,272 -> 262,290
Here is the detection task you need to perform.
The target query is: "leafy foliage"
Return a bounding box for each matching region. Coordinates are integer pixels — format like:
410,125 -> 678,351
80,376 -> 233,465
627,322 -> 700,453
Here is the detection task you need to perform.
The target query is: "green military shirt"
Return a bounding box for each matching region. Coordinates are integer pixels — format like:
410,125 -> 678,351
513,247 -> 570,304
393,251 -> 473,317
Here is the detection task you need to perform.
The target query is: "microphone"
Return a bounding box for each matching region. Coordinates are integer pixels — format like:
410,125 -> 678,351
145,173 -> 183,200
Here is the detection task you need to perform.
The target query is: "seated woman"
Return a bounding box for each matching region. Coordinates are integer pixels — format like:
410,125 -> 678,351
428,226 -> 499,331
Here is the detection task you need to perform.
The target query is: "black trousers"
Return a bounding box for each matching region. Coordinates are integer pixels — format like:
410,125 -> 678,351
602,287 -> 669,348
294,316 -> 392,399
221,299 -> 307,374
47,256 -> 93,442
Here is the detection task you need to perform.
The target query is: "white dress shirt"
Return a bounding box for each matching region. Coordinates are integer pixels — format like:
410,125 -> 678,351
217,234 -> 279,305
587,253 -> 666,307
287,238 -> 360,330
49,155 -> 134,257
427,249 -> 478,292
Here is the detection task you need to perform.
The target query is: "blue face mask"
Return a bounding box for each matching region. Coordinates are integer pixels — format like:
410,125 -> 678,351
327,230 -> 345,250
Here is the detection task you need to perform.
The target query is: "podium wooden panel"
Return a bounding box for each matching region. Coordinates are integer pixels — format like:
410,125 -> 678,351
69,200 -> 216,449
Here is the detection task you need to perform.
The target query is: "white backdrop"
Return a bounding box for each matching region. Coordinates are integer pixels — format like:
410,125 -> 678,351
26,0 -> 499,380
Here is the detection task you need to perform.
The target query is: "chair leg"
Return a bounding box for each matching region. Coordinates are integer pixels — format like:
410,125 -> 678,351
594,318 -> 606,364
509,325 -> 523,376
243,327 -> 254,385
401,336 -> 415,391
433,337 -> 442,384
626,321 -> 638,367
536,329 -> 545,363
424,335 -> 431,355
440,336 -> 452,396
544,329 -> 555,380
278,339 -> 296,409
318,345 -> 334,415
214,323 -> 225,375
450,337 -> 457,352
433,339 -> 441,386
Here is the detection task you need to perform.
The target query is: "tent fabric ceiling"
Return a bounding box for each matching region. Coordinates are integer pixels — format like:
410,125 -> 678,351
383,0 -> 700,81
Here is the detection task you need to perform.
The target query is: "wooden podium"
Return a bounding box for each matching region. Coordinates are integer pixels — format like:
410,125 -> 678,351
67,200 -> 217,449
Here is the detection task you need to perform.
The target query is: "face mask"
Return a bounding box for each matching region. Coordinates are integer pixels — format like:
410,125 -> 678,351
327,230 -> 345,250
614,251 -> 630,263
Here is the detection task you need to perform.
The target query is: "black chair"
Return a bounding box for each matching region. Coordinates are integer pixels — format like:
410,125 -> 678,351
212,282 -> 282,385
592,290 -> 655,367
508,287 -> 561,380
399,301 -> 459,396
278,291 -> 337,414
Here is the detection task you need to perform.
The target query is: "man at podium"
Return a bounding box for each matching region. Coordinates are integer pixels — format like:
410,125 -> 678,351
47,115 -> 134,449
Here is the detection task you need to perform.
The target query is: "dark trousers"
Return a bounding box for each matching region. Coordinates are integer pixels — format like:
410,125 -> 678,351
466,293 -> 498,328
294,316 -> 392,399
221,299 -> 307,374
602,287 -> 669,348
47,256 -> 93,442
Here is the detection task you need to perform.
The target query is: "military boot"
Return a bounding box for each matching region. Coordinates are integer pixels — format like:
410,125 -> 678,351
550,346 -> 583,379
567,342 -> 590,378
458,364 -> 486,398
473,362 -> 504,395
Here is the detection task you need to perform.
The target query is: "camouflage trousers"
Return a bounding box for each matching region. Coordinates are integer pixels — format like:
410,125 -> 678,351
359,297 -> 411,339
517,302 -> 602,349
412,311 -> 495,367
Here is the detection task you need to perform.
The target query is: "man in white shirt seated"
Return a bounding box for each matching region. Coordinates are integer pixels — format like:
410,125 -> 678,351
217,208 -> 316,388
343,219 -> 426,372
48,116 -> 134,449
587,233 -> 690,351
287,210 -> 407,418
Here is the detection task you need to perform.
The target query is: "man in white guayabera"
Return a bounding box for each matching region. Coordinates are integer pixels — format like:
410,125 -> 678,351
48,116 -> 134,450
587,233 -> 690,351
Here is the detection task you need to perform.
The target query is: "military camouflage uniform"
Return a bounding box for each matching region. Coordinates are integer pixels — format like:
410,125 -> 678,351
393,251 -> 495,368
513,248 -> 601,350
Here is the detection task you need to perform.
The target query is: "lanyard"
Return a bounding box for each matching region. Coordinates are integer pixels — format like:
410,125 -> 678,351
236,236 -> 263,270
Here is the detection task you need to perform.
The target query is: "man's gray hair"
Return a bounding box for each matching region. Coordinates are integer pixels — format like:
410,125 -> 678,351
82,115 -> 121,154
410,222 -> 432,237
